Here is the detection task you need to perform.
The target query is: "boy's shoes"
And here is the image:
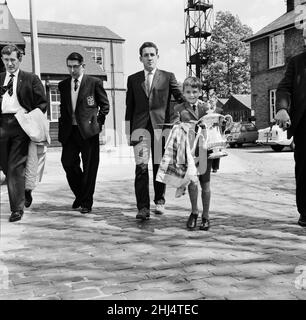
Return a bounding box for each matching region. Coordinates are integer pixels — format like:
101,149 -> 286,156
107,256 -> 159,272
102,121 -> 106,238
199,218 -> 210,231
136,208 -> 150,220
187,213 -> 198,230
155,204 -> 165,215
25,190 -> 33,208
212,169 -> 218,173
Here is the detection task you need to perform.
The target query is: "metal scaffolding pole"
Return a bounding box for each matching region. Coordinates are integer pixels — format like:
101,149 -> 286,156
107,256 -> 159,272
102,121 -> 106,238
29,0 -> 41,77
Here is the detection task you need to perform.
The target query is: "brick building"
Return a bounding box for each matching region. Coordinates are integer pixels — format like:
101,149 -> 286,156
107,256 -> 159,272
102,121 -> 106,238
245,0 -> 306,130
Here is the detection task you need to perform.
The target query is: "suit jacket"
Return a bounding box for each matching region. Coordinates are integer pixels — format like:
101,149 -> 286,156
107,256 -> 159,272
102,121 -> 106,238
276,52 -> 306,138
0,70 -> 47,114
125,69 -> 184,144
58,75 -> 110,144
173,101 -> 209,123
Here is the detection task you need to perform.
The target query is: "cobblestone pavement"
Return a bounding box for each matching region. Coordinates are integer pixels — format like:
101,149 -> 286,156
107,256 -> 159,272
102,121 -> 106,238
1,146 -> 306,300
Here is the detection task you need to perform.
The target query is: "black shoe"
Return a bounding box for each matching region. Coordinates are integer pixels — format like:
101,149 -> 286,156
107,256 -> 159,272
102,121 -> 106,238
25,190 -> 33,208
187,213 -> 198,230
298,216 -> 306,227
81,207 -> 92,214
199,218 -> 210,231
9,211 -> 24,223
136,208 -> 150,220
72,199 -> 81,210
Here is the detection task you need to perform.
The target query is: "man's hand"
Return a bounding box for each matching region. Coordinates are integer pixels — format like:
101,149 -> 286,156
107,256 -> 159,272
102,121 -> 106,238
275,109 -> 291,130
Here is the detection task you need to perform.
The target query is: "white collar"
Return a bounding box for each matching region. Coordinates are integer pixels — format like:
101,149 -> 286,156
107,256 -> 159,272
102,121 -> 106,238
144,68 -> 157,77
71,73 -> 84,83
189,99 -> 201,108
6,69 -> 19,79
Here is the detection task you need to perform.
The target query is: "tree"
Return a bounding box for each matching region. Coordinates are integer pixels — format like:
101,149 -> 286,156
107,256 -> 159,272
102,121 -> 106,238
203,11 -> 253,98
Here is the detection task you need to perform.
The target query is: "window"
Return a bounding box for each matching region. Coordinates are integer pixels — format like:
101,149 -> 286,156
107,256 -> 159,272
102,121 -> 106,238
269,89 -> 277,122
269,33 -> 285,68
50,87 -> 61,122
85,47 -> 105,69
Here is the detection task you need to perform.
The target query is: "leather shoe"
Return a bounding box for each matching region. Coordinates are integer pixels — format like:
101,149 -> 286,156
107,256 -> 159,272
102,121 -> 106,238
199,218 -> 210,231
80,207 -> 92,214
25,190 -> 33,208
72,199 -> 81,209
187,213 -> 198,230
136,208 -> 150,220
9,211 -> 24,223
298,216 -> 306,227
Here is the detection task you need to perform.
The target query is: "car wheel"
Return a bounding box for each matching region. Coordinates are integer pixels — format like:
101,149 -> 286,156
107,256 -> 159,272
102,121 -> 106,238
290,142 -> 295,151
271,145 -> 284,152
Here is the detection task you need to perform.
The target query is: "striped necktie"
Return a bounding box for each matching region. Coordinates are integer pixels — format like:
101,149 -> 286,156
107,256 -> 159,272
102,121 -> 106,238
7,74 -> 14,96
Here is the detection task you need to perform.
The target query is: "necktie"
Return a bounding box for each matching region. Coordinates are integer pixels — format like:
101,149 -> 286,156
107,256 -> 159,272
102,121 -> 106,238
7,74 -> 14,96
192,104 -> 197,112
74,79 -> 79,91
146,72 -> 153,96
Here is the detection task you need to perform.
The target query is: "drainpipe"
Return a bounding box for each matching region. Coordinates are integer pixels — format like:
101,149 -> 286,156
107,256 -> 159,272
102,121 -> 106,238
110,40 -> 117,147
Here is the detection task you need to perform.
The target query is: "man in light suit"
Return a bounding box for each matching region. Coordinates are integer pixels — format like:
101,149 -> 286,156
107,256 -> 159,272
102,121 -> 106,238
125,42 -> 184,220
275,50 -> 306,227
0,45 -> 47,222
58,52 -> 109,214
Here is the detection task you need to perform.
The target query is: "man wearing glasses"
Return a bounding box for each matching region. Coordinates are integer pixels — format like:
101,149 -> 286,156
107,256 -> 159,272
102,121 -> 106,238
58,52 -> 109,214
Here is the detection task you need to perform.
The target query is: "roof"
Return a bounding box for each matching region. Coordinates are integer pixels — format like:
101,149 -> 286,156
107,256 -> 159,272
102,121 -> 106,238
16,19 -> 124,41
21,42 -> 107,78
218,98 -> 229,105
245,10 -> 297,42
231,94 -> 251,109
0,4 -> 25,46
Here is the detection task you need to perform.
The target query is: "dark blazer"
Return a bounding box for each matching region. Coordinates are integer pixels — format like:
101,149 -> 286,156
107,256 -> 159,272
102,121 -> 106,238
173,101 -> 209,123
125,69 -> 184,143
58,75 -> 110,144
0,70 -> 47,114
276,52 -> 306,138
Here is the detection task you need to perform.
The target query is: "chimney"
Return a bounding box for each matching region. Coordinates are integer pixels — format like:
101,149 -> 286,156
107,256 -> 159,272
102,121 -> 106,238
287,0 -> 295,12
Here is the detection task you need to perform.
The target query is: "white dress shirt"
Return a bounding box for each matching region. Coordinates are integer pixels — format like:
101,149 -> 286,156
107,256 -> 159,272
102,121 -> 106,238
2,69 -> 25,114
71,73 -> 84,125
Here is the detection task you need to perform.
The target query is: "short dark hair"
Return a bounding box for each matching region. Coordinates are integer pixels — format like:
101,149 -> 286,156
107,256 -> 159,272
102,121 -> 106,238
183,76 -> 202,91
1,45 -> 22,59
139,42 -> 158,56
66,52 -> 84,64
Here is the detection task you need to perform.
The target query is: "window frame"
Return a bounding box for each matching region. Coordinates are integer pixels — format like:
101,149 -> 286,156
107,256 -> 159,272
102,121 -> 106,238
269,89 -> 277,123
48,81 -> 61,123
85,47 -> 105,70
269,32 -> 285,69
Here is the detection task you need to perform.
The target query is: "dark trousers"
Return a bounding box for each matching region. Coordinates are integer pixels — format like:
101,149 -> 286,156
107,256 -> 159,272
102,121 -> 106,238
294,116 -> 306,217
0,114 -> 29,212
61,126 -> 100,209
133,121 -> 166,210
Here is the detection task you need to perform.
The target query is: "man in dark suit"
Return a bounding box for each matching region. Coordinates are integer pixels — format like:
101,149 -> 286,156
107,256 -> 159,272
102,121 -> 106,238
0,45 -> 47,222
125,42 -> 184,220
275,51 -> 306,227
58,52 -> 109,214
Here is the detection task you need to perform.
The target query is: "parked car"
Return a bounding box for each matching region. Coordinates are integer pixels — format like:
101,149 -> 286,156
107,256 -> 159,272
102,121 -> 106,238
256,124 -> 294,152
226,122 -> 258,147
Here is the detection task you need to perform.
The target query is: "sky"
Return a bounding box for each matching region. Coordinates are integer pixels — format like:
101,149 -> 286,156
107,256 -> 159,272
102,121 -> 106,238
5,0 -> 286,82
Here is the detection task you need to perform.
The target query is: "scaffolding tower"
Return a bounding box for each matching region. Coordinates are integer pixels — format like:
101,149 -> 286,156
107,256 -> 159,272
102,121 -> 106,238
184,0 -> 214,88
